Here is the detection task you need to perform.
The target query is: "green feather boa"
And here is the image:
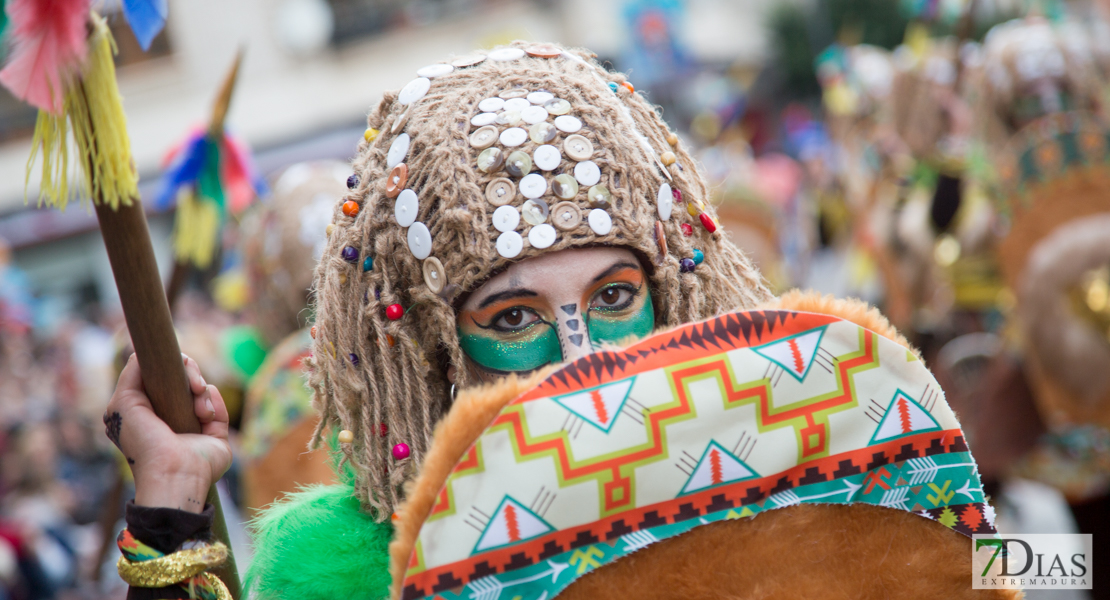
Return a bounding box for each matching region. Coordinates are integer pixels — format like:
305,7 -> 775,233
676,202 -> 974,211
244,482 -> 393,600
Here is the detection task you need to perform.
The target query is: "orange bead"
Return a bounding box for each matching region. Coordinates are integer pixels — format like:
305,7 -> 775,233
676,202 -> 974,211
342,200 -> 360,217
310,326 -> 316,338
386,334 -> 395,347
621,81 -> 635,93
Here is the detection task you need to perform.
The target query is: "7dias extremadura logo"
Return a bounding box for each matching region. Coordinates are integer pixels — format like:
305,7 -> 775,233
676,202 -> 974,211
972,534 -> 1092,590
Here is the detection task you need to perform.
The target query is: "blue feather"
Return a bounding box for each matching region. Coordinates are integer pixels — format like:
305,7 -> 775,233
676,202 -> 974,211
156,134 -> 207,209
121,0 -> 168,51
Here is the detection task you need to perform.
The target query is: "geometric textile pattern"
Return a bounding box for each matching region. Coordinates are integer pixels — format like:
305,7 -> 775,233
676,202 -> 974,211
401,310 -> 993,600
868,389 -> 942,445
751,326 -> 826,382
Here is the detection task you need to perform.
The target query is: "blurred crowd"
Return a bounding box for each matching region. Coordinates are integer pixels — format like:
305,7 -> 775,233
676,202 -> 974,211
3,0 -> 1110,598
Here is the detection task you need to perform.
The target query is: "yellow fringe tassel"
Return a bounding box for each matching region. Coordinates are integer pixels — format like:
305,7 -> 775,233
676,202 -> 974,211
27,13 -> 138,211
173,191 -> 220,268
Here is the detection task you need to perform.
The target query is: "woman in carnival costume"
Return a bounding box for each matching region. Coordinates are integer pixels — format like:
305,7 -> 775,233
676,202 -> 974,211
107,43 -> 1017,599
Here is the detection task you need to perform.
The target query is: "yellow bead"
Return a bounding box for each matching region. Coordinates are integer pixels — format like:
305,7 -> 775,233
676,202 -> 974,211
687,201 -> 699,217
364,128 -> 379,142
338,272 -> 347,284
666,132 -> 678,146
661,151 -> 676,166
338,429 -> 354,444
326,224 -> 334,236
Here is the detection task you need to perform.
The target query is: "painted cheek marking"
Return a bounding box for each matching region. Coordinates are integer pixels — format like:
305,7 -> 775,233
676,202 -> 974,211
566,319 -> 579,331
561,304 -> 577,316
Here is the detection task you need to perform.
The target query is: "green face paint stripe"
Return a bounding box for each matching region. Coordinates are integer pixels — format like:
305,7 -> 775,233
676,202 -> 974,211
458,323 -> 563,373
587,291 -> 655,346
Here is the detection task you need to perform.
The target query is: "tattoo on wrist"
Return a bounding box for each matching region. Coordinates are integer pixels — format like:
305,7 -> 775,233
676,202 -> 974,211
104,411 -> 122,449
185,497 -> 203,510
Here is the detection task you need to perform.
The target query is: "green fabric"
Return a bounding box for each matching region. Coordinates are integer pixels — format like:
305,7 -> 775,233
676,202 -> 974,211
244,482 -> 393,600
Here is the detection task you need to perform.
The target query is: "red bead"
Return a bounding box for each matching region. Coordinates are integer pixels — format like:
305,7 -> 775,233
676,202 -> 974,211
379,423 -> 388,437
699,213 -> 717,233
342,200 -> 360,217
386,304 -> 404,320
392,443 -> 411,460
681,223 -> 694,237
672,188 -> 682,203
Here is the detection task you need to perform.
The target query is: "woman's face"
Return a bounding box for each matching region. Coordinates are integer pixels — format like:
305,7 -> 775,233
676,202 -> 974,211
457,247 -> 654,380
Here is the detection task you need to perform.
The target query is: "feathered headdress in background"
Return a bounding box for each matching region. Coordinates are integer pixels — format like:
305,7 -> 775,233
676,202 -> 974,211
156,52 -> 267,269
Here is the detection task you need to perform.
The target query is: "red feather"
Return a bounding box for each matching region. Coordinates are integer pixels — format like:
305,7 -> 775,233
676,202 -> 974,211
0,0 -> 92,113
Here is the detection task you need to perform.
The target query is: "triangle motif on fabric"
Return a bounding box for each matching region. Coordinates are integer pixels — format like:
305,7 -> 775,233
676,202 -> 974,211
680,440 -> 759,496
869,390 -> 942,445
751,326 -> 827,382
553,377 -> 635,433
473,496 -> 554,554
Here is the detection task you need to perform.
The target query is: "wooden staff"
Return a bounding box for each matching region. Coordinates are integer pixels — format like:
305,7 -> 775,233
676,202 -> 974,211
79,81 -> 242,596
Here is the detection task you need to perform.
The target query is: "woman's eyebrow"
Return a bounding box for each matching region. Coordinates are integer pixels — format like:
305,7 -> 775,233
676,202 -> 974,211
477,288 -> 539,309
590,261 -> 641,284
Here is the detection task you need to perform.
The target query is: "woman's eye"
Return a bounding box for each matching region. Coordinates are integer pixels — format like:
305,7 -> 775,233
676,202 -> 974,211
591,285 -> 634,310
493,308 -> 540,331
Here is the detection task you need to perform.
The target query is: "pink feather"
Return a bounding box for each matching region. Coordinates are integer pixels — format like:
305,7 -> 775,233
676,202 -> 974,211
0,0 -> 92,113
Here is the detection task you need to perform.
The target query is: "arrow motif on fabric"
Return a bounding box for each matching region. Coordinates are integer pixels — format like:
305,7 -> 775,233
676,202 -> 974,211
770,481 -> 862,508
903,457 -> 977,486
955,480 -> 983,501
620,530 -> 657,552
466,561 -> 569,600
879,487 -> 911,509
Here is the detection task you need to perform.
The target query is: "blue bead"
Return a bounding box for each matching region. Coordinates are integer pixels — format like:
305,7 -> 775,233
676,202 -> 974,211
348,353 -> 359,366
608,82 -> 618,92
692,249 -> 704,265
362,255 -> 373,272
341,246 -> 359,263
346,174 -> 359,189
679,258 -> 696,273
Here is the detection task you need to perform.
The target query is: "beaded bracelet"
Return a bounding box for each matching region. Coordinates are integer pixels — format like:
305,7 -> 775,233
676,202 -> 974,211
116,529 -> 231,600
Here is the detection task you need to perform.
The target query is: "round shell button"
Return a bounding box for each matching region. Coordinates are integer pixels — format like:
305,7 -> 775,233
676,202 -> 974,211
496,231 -> 524,258
492,205 -> 520,232
528,223 -> 557,248
657,183 -> 674,220
398,77 -> 431,105
477,147 -> 504,173
451,54 -> 486,68
471,112 -> 498,127
551,202 -> 581,231
521,105 -> 548,125
417,64 -> 453,78
504,98 -> 530,112
499,88 -> 529,99
530,122 -> 557,144
499,127 -> 528,147
573,160 -> 601,186
563,135 -> 594,160
505,151 -> 532,177
394,189 -> 418,227
554,115 -> 582,133
407,222 -> 433,260
478,97 -> 505,112
387,134 -> 410,168
525,44 -> 562,58
489,48 -> 525,61
544,98 -> 571,115
496,111 -> 522,126
552,174 -> 579,200
521,198 -> 549,225
485,178 -> 516,206
422,256 -> 446,293
533,145 -> 561,171
527,91 -> 554,105
519,173 -> 547,199
588,209 -> 612,235
385,163 -> 408,198
469,126 -> 498,149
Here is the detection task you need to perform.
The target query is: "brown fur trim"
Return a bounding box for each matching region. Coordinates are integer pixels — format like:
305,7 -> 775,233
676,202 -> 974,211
389,370 -> 549,596
768,289 -> 922,361
561,504 -> 1023,600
